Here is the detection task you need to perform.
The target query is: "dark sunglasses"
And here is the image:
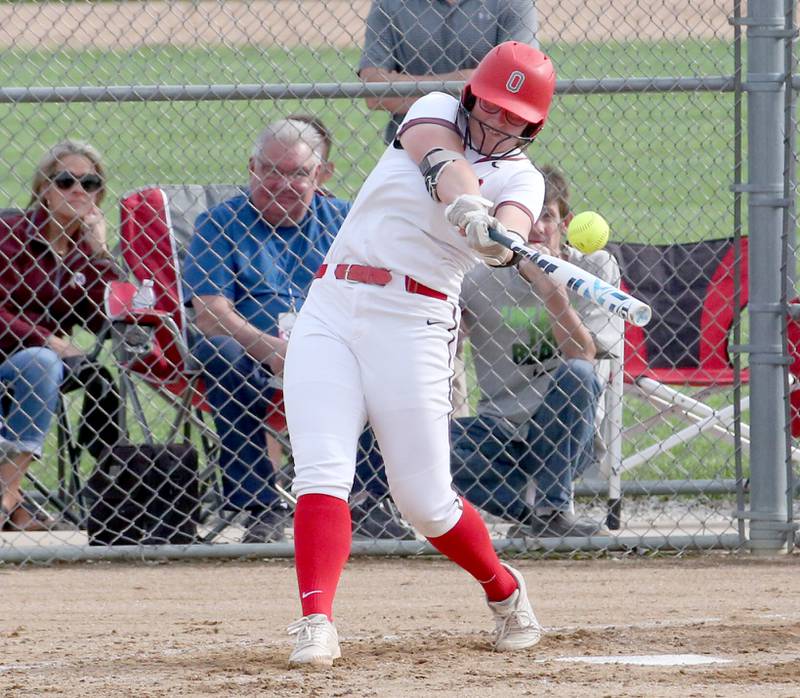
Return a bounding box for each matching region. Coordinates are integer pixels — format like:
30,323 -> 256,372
51,171 -> 103,193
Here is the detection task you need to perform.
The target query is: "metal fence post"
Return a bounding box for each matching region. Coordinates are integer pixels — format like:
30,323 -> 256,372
744,0 -> 792,553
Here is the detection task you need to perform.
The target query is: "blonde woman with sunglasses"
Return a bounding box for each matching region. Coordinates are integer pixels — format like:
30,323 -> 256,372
0,140 -> 123,531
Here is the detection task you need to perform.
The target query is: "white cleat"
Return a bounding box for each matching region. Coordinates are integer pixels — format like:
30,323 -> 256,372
287,613 -> 342,668
487,563 -> 543,651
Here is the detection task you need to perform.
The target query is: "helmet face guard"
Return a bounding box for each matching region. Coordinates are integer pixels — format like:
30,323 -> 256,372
458,102 -> 538,157
460,42 -> 556,155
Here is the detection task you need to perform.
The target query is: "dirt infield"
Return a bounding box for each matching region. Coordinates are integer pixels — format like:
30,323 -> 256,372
2,555 -> 799,697
0,0 -> 731,50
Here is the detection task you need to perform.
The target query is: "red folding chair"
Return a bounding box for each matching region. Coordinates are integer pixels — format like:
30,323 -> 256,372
786,299 -> 800,438
116,184 -> 287,432
112,185 -> 291,537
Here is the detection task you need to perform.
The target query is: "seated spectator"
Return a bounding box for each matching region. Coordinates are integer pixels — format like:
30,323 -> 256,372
0,140 -> 123,530
183,117 -> 413,543
451,166 -> 623,537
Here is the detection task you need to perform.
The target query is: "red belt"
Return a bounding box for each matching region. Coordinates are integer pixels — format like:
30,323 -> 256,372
314,264 -> 447,301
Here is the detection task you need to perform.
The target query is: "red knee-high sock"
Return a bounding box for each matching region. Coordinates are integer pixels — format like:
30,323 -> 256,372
427,499 -> 517,602
294,493 -> 352,619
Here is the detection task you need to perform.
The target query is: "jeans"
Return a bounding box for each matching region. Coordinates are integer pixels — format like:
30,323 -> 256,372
192,335 -> 282,513
353,428 -> 391,499
0,348 -> 63,456
451,359 -> 603,522
192,335 -> 391,513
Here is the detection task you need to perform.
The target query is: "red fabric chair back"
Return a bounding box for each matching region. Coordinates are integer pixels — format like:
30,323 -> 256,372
607,237 -> 749,387
786,299 -> 800,437
119,187 -> 193,388
118,185 -> 287,431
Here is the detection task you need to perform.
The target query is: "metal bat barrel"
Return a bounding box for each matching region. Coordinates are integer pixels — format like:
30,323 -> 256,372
487,224 -> 652,327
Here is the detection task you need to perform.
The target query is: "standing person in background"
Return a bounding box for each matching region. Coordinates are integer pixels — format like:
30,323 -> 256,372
359,0 -> 538,418
451,166 -> 623,537
0,140 -> 123,530
358,0 -> 538,144
284,42 -> 555,667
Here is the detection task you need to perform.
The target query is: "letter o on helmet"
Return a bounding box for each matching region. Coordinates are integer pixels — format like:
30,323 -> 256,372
462,42 -> 556,138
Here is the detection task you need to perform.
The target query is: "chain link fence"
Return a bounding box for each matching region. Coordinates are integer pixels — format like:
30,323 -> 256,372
0,1 -> 796,563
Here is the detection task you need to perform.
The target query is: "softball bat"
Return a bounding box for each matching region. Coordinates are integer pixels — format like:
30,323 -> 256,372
488,225 -> 652,327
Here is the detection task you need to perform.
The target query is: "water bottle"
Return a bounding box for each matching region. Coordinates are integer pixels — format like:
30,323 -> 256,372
132,278 -> 155,309
127,278 -> 156,355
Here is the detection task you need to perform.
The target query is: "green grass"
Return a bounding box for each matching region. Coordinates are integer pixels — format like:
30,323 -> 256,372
0,38 -> 755,495
0,40 -> 740,244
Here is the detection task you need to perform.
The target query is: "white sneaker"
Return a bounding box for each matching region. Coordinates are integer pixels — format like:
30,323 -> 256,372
486,563 -> 542,651
287,614 -> 341,667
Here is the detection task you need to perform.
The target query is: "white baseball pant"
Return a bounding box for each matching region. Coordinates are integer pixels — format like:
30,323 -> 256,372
283,274 -> 463,538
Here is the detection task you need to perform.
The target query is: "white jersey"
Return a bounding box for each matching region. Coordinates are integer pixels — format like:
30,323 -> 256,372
324,92 -> 545,299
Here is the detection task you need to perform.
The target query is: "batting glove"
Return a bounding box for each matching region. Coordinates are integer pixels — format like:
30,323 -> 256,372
464,212 -> 523,267
444,194 -> 494,229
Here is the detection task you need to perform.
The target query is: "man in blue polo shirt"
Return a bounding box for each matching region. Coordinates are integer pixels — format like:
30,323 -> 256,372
183,117 -> 413,543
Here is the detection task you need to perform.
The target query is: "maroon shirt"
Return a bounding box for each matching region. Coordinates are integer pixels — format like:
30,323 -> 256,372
0,207 -> 123,360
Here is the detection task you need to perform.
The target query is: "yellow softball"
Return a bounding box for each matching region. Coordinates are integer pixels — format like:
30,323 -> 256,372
567,211 -> 610,254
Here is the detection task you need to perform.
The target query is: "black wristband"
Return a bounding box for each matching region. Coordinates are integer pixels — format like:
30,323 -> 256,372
424,161 -> 450,202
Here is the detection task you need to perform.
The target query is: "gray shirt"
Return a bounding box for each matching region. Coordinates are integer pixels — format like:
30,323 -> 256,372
461,247 -> 624,433
358,0 -> 538,142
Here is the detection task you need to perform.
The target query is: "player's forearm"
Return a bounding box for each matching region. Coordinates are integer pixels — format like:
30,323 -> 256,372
545,289 -> 596,361
435,160 -> 483,203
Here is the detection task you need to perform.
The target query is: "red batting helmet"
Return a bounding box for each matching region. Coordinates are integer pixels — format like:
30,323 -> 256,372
462,42 -> 556,134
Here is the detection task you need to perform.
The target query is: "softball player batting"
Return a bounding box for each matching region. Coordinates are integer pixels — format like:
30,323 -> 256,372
283,41 -> 556,667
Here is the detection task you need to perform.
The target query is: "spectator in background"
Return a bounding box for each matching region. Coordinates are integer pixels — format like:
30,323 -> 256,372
358,0 -> 538,143
0,140 -> 123,530
183,117 -> 413,543
451,166 -> 623,537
